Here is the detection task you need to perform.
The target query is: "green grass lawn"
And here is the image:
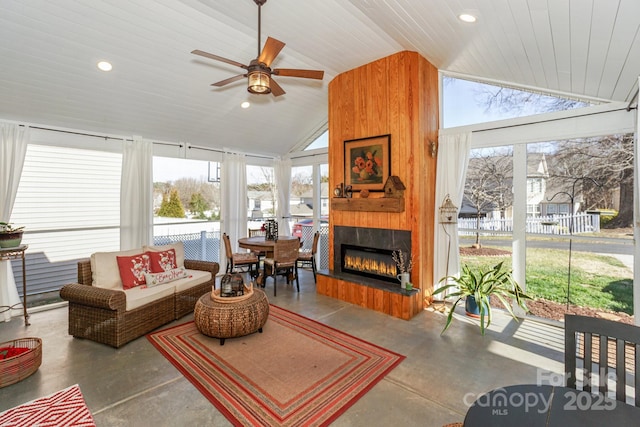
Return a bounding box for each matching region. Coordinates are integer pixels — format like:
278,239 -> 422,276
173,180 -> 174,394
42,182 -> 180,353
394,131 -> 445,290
460,247 -> 634,315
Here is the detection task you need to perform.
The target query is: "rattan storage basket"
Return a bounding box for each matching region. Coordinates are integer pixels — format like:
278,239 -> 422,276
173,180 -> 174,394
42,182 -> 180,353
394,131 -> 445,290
0,337 -> 42,388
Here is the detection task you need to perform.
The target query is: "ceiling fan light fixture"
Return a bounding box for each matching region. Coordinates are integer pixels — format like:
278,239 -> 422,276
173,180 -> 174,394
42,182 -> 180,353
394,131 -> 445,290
247,70 -> 271,94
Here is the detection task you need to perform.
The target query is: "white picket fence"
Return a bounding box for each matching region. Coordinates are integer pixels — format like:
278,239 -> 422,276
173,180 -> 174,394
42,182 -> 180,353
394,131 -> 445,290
458,213 -> 600,235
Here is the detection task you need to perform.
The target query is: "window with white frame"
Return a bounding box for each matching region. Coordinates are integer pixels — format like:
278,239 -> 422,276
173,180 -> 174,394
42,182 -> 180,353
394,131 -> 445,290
11,144 -> 122,296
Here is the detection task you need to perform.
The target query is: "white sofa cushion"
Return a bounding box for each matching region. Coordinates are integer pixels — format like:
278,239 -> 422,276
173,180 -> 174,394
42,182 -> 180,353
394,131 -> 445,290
144,242 -> 185,268
91,248 -> 144,290
124,283 -> 175,311
123,270 -> 211,311
172,269 -> 212,293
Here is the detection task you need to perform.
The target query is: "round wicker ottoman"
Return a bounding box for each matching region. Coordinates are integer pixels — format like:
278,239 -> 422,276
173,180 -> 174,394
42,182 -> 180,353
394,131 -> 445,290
194,288 -> 269,345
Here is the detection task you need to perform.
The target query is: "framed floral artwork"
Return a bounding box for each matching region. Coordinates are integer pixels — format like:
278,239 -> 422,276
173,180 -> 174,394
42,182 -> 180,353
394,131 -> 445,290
344,134 -> 390,192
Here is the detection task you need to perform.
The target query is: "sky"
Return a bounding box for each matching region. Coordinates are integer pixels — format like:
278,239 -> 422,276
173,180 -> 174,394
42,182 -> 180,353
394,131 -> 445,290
154,157 -> 213,182
443,78 -> 524,127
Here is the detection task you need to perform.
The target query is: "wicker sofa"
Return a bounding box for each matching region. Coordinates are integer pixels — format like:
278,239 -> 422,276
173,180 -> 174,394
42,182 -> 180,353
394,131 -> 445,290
60,243 -> 219,348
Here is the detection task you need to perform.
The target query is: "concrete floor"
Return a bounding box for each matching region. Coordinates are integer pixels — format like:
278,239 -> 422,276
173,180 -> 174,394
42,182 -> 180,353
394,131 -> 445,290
0,269 -> 566,426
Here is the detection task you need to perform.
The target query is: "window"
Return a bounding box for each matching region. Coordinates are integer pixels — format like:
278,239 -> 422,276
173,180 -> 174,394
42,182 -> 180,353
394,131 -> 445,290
152,157 -> 221,262
304,130 -> 328,150
442,76 -> 592,128
528,179 -> 542,194
449,75 -> 633,324
11,144 -> 121,296
247,164 -> 275,230
527,204 -> 541,217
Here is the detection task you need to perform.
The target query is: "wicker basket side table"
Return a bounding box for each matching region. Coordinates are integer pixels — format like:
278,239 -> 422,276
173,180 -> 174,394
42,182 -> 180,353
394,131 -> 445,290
194,288 -> 269,345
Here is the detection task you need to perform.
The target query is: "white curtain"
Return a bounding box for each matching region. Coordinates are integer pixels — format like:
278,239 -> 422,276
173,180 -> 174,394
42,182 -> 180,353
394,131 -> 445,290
222,152 -> 247,257
274,157 -> 292,236
433,131 -> 471,297
0,123 -> 29,322
634,76 -> 640,326
120,136 -> 153,250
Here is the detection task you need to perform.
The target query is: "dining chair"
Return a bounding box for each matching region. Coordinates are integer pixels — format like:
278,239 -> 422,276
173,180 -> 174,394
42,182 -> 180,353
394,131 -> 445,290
297,231 -> 319,283
248,228 -> 266,237
222,233 -> 259,277
247,228 -> 267,262
262,238 -> 300,296
565,314 -> 640,407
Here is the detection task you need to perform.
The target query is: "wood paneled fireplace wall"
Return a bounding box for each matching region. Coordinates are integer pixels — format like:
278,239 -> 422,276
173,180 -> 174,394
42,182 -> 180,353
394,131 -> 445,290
316,50 -> 439,320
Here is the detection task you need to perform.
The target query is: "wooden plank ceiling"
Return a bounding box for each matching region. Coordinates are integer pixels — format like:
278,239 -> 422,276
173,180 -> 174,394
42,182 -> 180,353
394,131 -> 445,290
1,0 -> 639,156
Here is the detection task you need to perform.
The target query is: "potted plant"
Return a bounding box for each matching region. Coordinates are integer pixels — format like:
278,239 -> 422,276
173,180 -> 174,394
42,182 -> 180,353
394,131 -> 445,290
0,222 -> 25,248
432,261 -> 531,335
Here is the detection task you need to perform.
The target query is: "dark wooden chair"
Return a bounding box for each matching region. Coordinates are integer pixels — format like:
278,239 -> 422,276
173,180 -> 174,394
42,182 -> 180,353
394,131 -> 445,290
222,233 -> 259,277
565,314 -> 640,407
262,238 -> 300,296
297,231 -> 319,283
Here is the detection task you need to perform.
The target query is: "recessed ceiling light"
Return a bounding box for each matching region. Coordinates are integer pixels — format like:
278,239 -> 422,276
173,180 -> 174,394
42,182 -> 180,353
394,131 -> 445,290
458,13 -> 477,23
241,101 -> 251,109
97,61 -> 112,72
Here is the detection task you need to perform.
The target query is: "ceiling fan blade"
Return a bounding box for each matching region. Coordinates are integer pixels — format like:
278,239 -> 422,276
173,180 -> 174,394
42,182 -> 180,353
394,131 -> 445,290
191,50 -> 247,70
273,69 -> 324,80
270,78 -> 286,97
211,74 -> 246,87
258,37 -> 285,67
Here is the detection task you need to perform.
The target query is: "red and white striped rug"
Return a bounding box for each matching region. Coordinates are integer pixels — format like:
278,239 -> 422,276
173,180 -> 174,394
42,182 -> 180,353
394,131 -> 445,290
0,384 -> 95,427
148,304 -> 406,426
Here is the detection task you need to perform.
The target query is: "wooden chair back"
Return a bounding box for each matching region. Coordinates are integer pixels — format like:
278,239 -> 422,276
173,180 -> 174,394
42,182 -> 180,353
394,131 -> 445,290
222,233 -> 233,259
310,231 -> 320,255
248,228 -> 265,237
272,238 -> 300,266
565,314 -> 640,406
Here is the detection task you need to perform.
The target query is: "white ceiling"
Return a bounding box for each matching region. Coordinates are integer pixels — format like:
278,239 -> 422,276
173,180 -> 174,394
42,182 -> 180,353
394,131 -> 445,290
2,0 -> 639,156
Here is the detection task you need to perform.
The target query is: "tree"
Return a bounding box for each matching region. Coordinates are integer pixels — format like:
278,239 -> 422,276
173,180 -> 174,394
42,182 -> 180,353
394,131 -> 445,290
474,80 -> 633,228
475,84 -> 589,116
173,177 -> 220,216
291,172 -> 312,200
547,135 -> 633,227
248,167 -> 276,216
157,189 -> 186,218
189,192 -> 209,219
464,150 -> 514,247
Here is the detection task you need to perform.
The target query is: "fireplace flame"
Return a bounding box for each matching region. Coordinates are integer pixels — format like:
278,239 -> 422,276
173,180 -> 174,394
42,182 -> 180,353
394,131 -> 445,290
344,254 -> 396,277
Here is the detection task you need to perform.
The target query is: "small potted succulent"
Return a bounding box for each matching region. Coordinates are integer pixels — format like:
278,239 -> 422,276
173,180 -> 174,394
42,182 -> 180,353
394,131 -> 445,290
432,261 -> 531,335
0,222 -> 25,248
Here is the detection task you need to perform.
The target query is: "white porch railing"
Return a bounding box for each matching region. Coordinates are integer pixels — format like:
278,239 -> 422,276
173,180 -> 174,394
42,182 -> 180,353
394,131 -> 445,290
458,213 -> 600,235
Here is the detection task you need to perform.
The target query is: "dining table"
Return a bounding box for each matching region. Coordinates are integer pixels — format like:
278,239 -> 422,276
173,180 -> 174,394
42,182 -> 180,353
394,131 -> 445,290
238,235 -> 300,259
463,383 -> 640,426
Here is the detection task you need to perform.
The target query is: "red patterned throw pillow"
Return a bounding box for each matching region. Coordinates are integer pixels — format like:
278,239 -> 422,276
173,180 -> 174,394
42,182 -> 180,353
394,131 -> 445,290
116,253 -> 152,289
148,249 -> 178,273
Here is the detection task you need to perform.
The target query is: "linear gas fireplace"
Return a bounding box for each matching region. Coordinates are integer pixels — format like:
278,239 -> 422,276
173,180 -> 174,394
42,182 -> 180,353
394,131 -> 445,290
342,244 -> 398,283
333,226 -> 411,286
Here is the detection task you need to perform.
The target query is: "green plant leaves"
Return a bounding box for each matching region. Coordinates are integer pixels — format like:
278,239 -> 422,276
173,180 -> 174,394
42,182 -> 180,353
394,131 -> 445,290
433,261 -> 532,335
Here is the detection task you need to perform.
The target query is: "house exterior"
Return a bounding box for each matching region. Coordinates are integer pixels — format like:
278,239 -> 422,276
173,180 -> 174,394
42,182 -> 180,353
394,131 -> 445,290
460,153 -> 583,219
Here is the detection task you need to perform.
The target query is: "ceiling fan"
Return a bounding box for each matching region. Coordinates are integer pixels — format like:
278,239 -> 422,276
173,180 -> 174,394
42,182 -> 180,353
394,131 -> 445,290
191,0 -> 324,97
